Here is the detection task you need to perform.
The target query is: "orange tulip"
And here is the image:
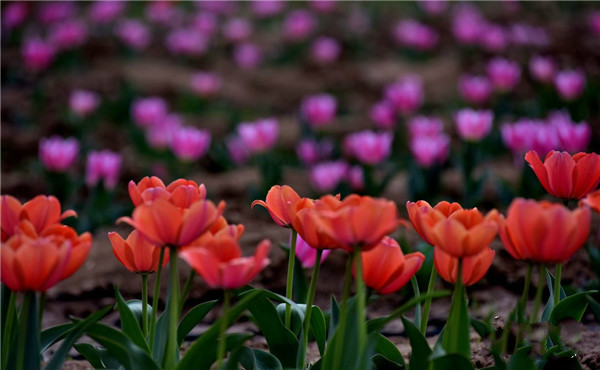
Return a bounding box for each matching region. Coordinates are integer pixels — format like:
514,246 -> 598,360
434,246 -> 495,286
499,198 -> 590,264
581,190 -> 600,214
1,195 -> 76,242
108,230 -> 169,273
357,236 -> 425,294
313,194 -> 400,251
251,185 -> 312,228
525,150 -> 600,199
406,200 -> 463,245
128,177 -> 207,208
179,232 -> 270,290
118,198 -> 225,248
1,220 -> 91,291
292,196 -> 341,250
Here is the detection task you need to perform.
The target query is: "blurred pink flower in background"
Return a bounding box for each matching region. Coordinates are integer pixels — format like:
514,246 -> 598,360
309,0 -> 337,13
301,93 -> 337,128
145,114 -> 182,149
454,109 -> 494,142
310,161 -> 348,192
251,0 -> 285,18
458,74 -> 492,105
487,58 -> 521,92
295,234 -> 331,268
89,1 -> 126,24
384,75 -> 424,115
223,18 -> 253,42
39,136 -> 80,172
296,139 -> 320,165
70,90 -> 100,118
408,116 -> 444,138
145,1 -> 181,26
37,1 -> 76,25
192,11 -> 218,37
409,134 -> 450,168
419,0 -> 447,16
548,111 -> 591,153
345,131 -> 393,165
233,42 -> 263,70
49,19 -> 88,50
86,150 -> 122,189
197,1 -> 237,16
479,23 -> 508,52
237,118 -> 279,154
501,119 -> 560,159
283,10 -> 317,41
165,28 -> 208,56
347,165 -> 365,191
169,126 -> 212,161
554,69 -> 586,101
370,101 -> 396,130
509,23 -> 550,47
529,56 -> 556,84
3,2 -> 28,30
22,37 -> 56,72
116,19 -> 151,51
452,4 -> 485,45
191,72 -> 221,97
226,135 -> 251,165
131,97 -> 168,128
590,12 -> 600,37
392,19 -> 438,51
310,36 -> 342,64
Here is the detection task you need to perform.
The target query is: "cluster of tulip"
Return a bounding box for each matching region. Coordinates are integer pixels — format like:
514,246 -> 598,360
5,148 -> 600,370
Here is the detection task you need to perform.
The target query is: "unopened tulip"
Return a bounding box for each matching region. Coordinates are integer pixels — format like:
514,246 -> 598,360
434,246 -> 495,286
170,126 -> 211,162
458,75 -> 492,106
529,56 -> 556,84
109,230 -> 168,273
487,58 -> 521,92
283,10 -> 317,41
233,42 -> 262,70
555,70 -> 586,101
345,130 -> 393,165
86,150 -> 122,189
499,198 -> 590,263
408,116 -> 444,138
358,236 -> 425,294
39,136 -> 79,172
310,36 -> 341,65
454,109 -> 493,142
310,161 -> 348,193
384,75 -> 424,115
409,134 -> 450,167
22,37 -> 55,72
301,94 -> 337,128
237,118 -> 278,154
525,150 -> 600,199
370,101 -> 396,130
70,90 -> 100,117
131,97 -> 168,128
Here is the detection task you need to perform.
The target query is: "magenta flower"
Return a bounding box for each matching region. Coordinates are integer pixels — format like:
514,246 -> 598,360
454,109 -> 494,142
310,161 -> 348,193
296,139 -> 321,165
131,97 -> 168,128
310,37 -> 341,65
370,101 -> 396,130
116,19 -> 151,51
384,75 -> 424,115
226,135 -> 251,165
145,114 -> 182,150
309,0 -> 337,13
223,18 -> 253,42
283,10 -> 317,41
251,0 -> 285,18
408,116 -> 444,138
529,56 -> 556,84
392,19 -> 438,51
479,23 -> 508,52
501,119 -> 559,159
165,28 -> 208,56
191,72 -> 221,97
345,130 -> 393,165
37,2 -> 76,25
39,136 -> 79,172
22,37 -> 56,72
169,126 -> 212,162
233,42 -> 263,70
192,11 -> 218,37
487,58 -> 521,92
548,111 -> 591,153
419,1 -> 447,16
590,12 -> 600,38
145,1 -> 181,26
3,2 -> 28,30
69,90 -> 100,118
409,134 -> 449,168
89,1 -> 126,24
451,5 -> 485,45
294,234 -> 331,269
458,75 -> 492,106
86,150 -> 122,189
554,69 -> 586,101
301,94 -> 337,128
49,19 -> 87,50
347,165 -> 365,191
237,118 -> 279,154
509,23 -> 550,47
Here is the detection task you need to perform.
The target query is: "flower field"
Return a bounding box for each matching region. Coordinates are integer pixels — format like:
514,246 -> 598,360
2,1 -> 600,370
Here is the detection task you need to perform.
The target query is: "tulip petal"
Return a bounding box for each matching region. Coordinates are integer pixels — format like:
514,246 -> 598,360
525,150 -> 552,195
572,153 -> 600,198
545,151 -> 575,198
379,252 -> 425,294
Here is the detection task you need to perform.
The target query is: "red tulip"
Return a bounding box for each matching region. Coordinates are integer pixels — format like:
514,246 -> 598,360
581,190 -> 600,214
357,236 -> 425,294
525,150 -> 600,199
292,196 -> 341,250
406,200 -> 463,245
128,176 -> 207,207
251,185 -> 312,228
108,230 -> 169,273
434,246 -> 495,286
499,198 -> 590,264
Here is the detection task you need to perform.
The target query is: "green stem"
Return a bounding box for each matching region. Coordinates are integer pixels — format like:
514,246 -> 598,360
354,247 -> 367,364
554,264 -> 562,307
179,270 -> 196,314
163,248 -> 180,369
332,253 -> 356,370
420,267 -> 437,335
141,274 -> 148,338
300,250 -> 323,368
216,290 -> 230,369
520,264 -> 533,322
16,292 -> 40,370
38,292 -> 46,325
285,230 -> 298,329
149,247 -> 165,348
411,276 -> 421,329
341,254 -> 354,311
1,290 -> 17,370
532,265 -> 546,322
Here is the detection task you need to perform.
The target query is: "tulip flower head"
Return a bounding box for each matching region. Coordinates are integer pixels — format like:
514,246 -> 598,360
3,2 -> 28,30
310,161 -> 349,193
370,101 -> 397,130
525,150 -> 600,200
22,37 -> 56,72
237,118 -> 279,154
165,28 -> 208,56
191,72 -> 221,97
116,19 -> 151,51
407,200 -> 463,245
223,17 -> 253,42
85,150 -> 122,189
434,246 -> 495,286
283,10 -> 317,41
301,94 -> 337,128
454,109 -> 493,142
169,126 -> 212,162
409,134 -> 450,168
384,75 -> 424,115
70,90 -> 100,118
487,58 -> 521,92
554,69 -> 586,101
252,185 -> 311,228
127,177 -> 207,208
294,234 -> 332,269
233,42 -> 262,70
292,195 -> 341,250
39,136 -> 79,172
89,1 -> 126,24
109,230 -> 169,274
499,198 -> 590,264
392,19 -> 438,51
529,56 -> 556,84
131,97 -> 168,128
581,190 -> 600,214
458,75 -> 492,106
310,36 -> 341,65
49,19 -> 87,50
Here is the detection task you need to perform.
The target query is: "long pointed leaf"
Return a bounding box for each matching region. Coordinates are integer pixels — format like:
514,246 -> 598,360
177,300 -> 218,345
40,323 -> 73,352
441,285 -> 470,359
115,286 -> 150,353
400,316 -> 431,370
310,306 -> 327,356
549,290 -> 597,325
373,333 -> 406,369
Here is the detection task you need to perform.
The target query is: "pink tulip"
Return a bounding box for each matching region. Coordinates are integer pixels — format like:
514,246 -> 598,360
419,1 -> 447,16
226,135 -> 251,165
548,111 -> 591,153
347,165 -> 365,191
410,134 -> 449,167
529,56 -> 556,84
554,70 -> 586,101
191,72 -> 221,97
192,11 -> 218,37
86,150 -> 122,189
3,2 -> 28,30
165,28 -> 208,56
145,1 -> 181,26
145,114 -> 182,149
251,1 -> 285,18
309,0 -> 337,13
115,19 -> 151,51
370,101 -> 396,130
296,139 -> 320,165
458,75 -> 492,106
237,118 -> 279,154
345,131 -> 393,165
89,1 -> 126,24
408,116 -> 444,138
487,58 -> 521,92
283,10 -> 317,41
223,18 -> 253,42
39,136 -> 79,172
452,4 -> 485,45
131,97 -> 168,128
37,2 -> 76,25
479,23 -> 508,52
69,90 -> 100,118
49,19 -> 87,50
384,75 -> 424,115
294,234 -> 331,269
22,37 -> 56,72
590,12 -> 600,37
509,23 -> 549,47
392,19 -> 438,51
301,94 -> 337,128
310,161 -> 348,193
454,109 -> 493,142
169,126 -> 211,161
310,36 -> 341,65
233,42 -> 262,70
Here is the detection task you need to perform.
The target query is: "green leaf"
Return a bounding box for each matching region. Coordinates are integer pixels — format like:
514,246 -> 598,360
328,295 -> 341,338
152,299 -> 171,364
310,306 -> 327,356
115,286 -> 150,353
44,305 -> 112,370
83,322 -> 159,370
373,333 -> 406,369
549,290 -> 597,325
372,354 -> 406,370
442,285 -> 471,359
177,300 -> 218,345
432,353 -> 474,370
400,316 -> 430,370
507,345 -> 535,370
541,345 -> 582,370
126,299 -> 151,329
40,323 -> 73,352
22,292 -> 40,370
471,318 -> 491,338
586,295 -> 600,322
176,290 -> 263,370
73,343 -> 119,369
541,269 -> 567,322
293,254 -> 309,303
276,302 -> 305,336
239,347 -> 284,370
